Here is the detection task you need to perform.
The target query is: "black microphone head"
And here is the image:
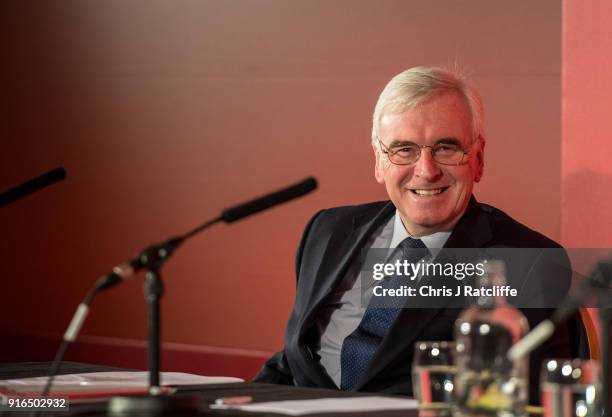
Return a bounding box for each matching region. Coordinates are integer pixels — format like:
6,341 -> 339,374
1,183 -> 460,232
301,177 -> 318,191
221,177 -> 317,223
48,167 -> 67,182
0,167 -> 67,208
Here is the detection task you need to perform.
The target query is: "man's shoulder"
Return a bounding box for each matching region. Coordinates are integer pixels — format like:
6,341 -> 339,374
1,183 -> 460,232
476,201 -> 562,249
317,201 -> 390,219
302,200 -> 392,237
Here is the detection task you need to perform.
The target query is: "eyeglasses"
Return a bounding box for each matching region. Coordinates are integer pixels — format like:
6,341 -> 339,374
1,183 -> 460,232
377,138 -> 471,166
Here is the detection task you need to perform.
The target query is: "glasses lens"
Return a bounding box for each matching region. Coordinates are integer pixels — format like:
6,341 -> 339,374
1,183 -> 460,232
389,145 -> 420,165
382,141 -> 467,166
432,144 -> 463,165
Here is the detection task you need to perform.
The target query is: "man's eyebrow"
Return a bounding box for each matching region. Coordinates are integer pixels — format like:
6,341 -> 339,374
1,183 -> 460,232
435,137 -> 462,146
388,139 -> 418,147
387,137 -> 463,147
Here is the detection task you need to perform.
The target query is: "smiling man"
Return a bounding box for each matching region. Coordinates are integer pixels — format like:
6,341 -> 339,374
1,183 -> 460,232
374,87 -> 484,237
254,67 -> 582,403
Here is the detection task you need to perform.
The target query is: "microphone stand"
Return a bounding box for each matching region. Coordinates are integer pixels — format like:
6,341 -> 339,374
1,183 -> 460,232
109,275 -> 201,415
36,177 -> 317,415
145,267 -> 163,392
106,177 -> 317,415
108,225 -> 220,415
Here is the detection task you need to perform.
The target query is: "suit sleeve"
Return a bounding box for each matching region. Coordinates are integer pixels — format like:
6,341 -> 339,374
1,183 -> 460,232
252,350 -> 295,385
252,209 -> 325,384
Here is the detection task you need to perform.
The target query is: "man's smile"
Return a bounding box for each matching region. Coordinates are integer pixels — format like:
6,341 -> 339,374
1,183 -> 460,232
409,187 -> 449,196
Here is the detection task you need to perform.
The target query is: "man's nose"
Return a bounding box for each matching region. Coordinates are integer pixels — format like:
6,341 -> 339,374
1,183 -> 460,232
414,147 -> 442,180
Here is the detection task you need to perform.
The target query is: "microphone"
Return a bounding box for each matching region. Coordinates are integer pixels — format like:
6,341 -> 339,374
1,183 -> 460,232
0,167 -> 66,208
507,258 -> 612,361
221,177 -> 317,222
96,177 -> 318,288
51,176 -> 318,404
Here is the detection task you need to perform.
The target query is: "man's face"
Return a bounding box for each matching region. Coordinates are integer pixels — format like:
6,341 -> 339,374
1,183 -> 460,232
373,92 -> 484,237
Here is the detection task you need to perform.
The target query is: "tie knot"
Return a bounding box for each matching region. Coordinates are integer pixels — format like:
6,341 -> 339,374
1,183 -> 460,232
399,237 -> 427,250
398,238 -> 429,263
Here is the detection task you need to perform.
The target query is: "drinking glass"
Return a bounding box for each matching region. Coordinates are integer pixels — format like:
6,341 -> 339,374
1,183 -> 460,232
540,359 -> 601,417
412,341 -> 456,416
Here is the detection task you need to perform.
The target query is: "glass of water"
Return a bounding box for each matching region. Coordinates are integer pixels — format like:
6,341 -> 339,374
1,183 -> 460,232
540,359 -> 601,417
412,341 -> 456,416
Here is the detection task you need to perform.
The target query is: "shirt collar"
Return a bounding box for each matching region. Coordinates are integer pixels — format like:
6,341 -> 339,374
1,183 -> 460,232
389,209 -> 451,250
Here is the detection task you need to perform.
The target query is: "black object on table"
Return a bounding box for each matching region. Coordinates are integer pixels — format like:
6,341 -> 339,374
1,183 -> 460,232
0,362 -> 419,417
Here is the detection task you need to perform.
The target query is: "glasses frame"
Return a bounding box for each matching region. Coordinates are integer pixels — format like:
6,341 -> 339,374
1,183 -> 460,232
377,137 -> 472,166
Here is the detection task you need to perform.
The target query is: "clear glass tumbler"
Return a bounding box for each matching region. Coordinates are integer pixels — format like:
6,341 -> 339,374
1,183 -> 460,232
540,359 -> 601,417
412,341 -> 456,417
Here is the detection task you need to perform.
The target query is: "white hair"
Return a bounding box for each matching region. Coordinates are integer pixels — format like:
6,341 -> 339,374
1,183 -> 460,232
371,66 -> 485,145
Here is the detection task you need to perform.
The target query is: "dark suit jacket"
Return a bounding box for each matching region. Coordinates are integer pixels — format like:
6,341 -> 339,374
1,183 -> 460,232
254,197 -> 585,403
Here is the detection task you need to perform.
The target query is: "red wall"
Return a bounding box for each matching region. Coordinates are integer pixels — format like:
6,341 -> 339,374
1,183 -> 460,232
562,0 -> 612,348
1,1 -> 566,373
562,0 -> 612,248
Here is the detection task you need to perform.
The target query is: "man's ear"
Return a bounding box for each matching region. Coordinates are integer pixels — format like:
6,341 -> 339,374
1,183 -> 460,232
473,138 -> 485,183
372,142 -> 385,184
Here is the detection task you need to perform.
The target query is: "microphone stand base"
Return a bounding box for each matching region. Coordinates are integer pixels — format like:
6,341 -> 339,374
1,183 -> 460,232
108,393 -> 202,416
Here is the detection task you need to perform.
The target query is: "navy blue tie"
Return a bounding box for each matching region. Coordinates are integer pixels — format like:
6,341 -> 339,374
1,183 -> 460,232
340,237 -> 429,390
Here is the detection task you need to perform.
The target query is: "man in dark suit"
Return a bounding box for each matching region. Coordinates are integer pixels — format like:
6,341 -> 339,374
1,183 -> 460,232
254,67 -> 580,402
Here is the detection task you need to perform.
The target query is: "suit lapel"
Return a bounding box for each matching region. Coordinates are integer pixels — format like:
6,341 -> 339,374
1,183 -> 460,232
355,196 -> 493,389
443,196 -> 492,249
300,202 -> 396,327
291,202 -> 395,388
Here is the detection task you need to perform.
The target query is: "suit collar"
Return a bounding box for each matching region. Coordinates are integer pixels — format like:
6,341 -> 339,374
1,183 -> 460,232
352,201 -> 396,231
444,195 -> 492,248
355,196 -> 492,249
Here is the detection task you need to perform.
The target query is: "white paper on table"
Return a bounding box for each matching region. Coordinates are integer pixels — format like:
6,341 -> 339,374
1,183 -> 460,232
0,371 -> 243,393
211,396 -> 418,415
